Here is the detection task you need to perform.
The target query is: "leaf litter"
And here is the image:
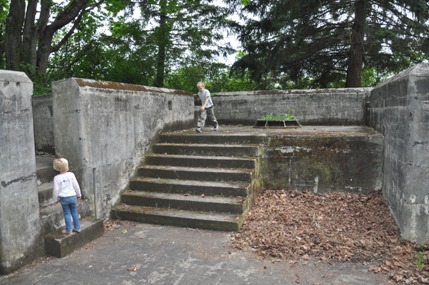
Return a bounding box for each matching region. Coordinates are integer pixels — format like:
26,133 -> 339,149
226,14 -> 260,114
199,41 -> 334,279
231,189 -> 429,284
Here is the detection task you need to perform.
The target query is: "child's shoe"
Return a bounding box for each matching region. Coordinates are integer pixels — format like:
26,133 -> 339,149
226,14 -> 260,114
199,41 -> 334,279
196,128 -> 202,133
214,125 -> 219,131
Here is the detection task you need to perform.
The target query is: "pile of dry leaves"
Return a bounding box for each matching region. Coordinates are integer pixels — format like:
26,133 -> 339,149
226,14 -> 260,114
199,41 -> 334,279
231,190 -> 429,284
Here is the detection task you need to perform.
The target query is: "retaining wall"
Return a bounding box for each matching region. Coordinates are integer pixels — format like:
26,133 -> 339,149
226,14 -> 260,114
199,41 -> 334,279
368,63 -> 429,244
260,127 -> 383,193
213,88 -> 371,126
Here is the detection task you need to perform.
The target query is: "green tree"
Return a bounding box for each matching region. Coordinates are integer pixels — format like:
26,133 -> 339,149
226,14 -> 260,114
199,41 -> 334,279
4,0 -> 110,76
0,0 -> 9,68
231,0 -> 429,89
164,62 -> 256,94
115,0 -> 237,87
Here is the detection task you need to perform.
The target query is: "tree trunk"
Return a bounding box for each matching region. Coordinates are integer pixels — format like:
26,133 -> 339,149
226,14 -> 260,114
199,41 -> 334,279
37,0 -> 91,74
154,9 -> 168,87
346,0 -> 367,87
5,0 -> 25,71
21,0 -> 39,69
4,0 -> 93,75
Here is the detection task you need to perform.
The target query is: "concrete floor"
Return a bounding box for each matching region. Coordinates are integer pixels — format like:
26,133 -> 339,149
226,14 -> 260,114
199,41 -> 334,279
0,222 -> 393,285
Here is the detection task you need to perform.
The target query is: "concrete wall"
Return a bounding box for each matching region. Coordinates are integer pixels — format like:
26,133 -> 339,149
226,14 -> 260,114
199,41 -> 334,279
32,94 -> 55,154
260,128 -> 384,193
213,88 -> 371,126
0,70 -> 40,274
52,78 -> 194,220
33,88 -> 371,152
368,63 -> 429,244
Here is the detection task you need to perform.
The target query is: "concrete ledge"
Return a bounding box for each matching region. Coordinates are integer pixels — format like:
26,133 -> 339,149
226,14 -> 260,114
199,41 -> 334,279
112,206 -> 242,231
44,219 -> 104,258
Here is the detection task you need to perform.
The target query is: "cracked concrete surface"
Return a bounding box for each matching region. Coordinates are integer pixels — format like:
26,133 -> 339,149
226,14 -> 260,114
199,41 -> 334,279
0,222 -> 393,285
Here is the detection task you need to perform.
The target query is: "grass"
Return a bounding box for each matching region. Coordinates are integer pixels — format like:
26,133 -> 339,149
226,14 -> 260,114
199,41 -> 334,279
416,251 -> 424,270
262,113 -> 295,121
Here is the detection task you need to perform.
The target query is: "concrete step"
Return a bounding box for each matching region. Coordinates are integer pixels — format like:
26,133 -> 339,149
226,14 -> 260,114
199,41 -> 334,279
44,219 -> 104,258
145,154 -> 257,169
113,130 -> 262,232
39,200 -> 92,234
39,203 -> 65,234
138,165 -> 254,182
152,143 -> 260,157
130,178 -> 249,197
111,205 -> 243,231
38,181 -> 54,207
158,133 -> 264,145
121,190 -> 246,214
36,155 -> 56,184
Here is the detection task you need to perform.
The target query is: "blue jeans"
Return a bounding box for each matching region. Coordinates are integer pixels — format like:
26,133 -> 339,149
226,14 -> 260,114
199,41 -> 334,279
60,196 -> 81,233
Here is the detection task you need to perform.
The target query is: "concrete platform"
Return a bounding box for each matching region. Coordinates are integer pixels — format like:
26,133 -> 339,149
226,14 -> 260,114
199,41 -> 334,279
168,125 -> 383,193
168,125 -> 380,138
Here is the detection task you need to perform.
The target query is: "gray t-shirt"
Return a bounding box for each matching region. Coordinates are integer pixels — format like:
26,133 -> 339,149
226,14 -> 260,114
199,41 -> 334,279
197,89 -> 214,108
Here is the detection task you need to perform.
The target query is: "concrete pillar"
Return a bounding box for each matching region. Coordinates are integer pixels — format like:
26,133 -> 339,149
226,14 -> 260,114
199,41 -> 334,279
0,70 -> 40,274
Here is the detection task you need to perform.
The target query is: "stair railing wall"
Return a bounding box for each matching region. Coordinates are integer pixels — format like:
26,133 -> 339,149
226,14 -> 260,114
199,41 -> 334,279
52,78 -> 194,221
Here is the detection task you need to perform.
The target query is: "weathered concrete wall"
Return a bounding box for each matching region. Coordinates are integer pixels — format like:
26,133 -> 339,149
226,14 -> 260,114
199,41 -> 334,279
0,70 -> 40,274
32,94 -> 54,154
52,78 -> 194,220
368,63 -> 429,244
260,127 -> 383,193
213,88 -> 371,125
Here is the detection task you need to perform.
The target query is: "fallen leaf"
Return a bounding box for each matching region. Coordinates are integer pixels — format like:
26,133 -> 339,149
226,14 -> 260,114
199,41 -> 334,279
231,189 -> 427,283
127,265 -> 140,272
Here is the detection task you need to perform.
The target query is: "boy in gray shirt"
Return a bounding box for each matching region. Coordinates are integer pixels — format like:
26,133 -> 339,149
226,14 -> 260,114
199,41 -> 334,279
196,81 -> 219,133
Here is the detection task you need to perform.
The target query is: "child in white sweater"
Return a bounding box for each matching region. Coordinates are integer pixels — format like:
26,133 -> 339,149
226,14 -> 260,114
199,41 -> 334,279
53,158 -> 82,235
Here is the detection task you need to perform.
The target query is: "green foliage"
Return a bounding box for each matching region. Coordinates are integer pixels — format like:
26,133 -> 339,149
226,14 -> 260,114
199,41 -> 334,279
262,113 -> 295,121
45,0 -> 238,89
165,62 -> 256,94
165,65 -> 206,93
0,0 -> 8,20
110,0 -> 238,87
361,67 -> 383,87
416,251 -> 425,270
232,0 -> 429,89
18,64 -> 54,97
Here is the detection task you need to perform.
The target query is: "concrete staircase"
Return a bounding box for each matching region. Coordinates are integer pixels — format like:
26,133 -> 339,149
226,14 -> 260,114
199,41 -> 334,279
111,130 -> 263,231
36,155 -> 103,257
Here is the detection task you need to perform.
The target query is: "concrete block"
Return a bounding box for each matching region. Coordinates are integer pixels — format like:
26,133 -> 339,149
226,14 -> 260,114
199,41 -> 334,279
0,70 -> 40,274
45,219 -> 104,258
